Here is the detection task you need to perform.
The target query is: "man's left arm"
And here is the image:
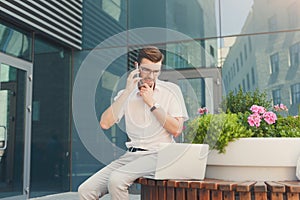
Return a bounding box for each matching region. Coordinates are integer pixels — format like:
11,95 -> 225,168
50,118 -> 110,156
140,84 -> 187,137
150,107 -> 184,137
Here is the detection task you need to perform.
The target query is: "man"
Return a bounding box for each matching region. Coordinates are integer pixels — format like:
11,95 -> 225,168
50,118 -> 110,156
78,46 -> 188,200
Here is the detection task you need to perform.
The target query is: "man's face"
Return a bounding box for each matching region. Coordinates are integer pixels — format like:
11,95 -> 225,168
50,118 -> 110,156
139,58 -> 162,88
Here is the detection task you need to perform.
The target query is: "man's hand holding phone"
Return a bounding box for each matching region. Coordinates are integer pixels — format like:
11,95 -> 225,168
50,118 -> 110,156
125,62 -> 141,93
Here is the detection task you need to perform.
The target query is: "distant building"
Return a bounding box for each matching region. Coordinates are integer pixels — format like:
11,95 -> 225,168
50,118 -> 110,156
222,0 -> 300,115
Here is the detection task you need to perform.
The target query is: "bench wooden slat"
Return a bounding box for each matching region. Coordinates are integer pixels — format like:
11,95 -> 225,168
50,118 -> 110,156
166,186 -> 175,200
199,189 -> 210,200
254,181 -> 267,192
222,191 -> 235,200
279,181 -> 300,200
211,190 -> 222,200
167,180 -> 179,187
136,178 -> 300,200
147,179 -> 156,186
254,182 -> 267,200
139,177 -> 148,185
202,179 -> 219,190
266,181 -> 286,193
279,181 -> 300,193
156,180 -> 167,187
254,192 -> 267,200
185,188 -> 196,200
286,193 -> 300,200
189,181 -> 204,189
178,180 -> 192,188
239,191 -> 251,200
218,181 -> 237,191
236,181 -> 256,192
176,187 -> 186,200
236,181 -> 256,200
266,181 -> 286,200
157,181 -> 167,200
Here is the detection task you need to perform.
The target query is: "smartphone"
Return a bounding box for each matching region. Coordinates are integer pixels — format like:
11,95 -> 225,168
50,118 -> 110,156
137,80 -> 144,90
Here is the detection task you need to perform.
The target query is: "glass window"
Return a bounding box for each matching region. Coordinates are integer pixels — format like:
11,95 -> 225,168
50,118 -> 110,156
248,37 -> 252,52
251,67 -> 255,85
178,78 -> 205,118
272,89 -> 281,105
289,42 -> 300,68
246,73 -> 250,90
210,45 -> 215,57
163,39 -> 217,69
270,53 -> 279,74
30,36 -> 71,195
291,83 -> 300,105
102,0 -> 122,22
81,1 -> 127,49
236,58 -> 239,71
234,63 -> 238,73
244,44 -> 248,60
0,22 -> 32,61
240,52 -> 243,67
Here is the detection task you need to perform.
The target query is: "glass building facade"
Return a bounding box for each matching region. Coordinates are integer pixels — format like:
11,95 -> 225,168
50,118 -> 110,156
0,0 -> 299,198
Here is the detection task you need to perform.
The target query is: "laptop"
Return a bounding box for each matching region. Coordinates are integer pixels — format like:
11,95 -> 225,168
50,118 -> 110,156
154,143 -> 209,180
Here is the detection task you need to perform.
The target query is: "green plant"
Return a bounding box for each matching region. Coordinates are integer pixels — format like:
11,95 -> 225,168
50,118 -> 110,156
185,90 -> 300,153
220,88 -> 272,114
185,112 -> 253,153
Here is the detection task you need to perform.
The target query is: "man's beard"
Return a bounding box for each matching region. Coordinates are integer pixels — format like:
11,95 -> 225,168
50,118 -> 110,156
138,78 -> 156,90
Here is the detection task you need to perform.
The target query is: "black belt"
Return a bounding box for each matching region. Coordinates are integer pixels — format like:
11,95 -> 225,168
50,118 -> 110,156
128,147 -> 148,152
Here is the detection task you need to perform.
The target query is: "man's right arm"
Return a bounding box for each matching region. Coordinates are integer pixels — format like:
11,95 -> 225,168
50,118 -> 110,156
100,67 -> 140,130
99,90 -> 130,129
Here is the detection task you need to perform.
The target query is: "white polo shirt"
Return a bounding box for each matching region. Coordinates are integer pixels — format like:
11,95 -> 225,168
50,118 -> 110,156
114,79 -> 189,151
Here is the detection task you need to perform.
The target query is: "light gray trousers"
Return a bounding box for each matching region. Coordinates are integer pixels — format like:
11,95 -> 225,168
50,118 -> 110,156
78,150 -> 157,200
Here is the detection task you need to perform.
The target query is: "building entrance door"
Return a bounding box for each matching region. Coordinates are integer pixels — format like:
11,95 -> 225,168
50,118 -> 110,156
0,52 -> 32,200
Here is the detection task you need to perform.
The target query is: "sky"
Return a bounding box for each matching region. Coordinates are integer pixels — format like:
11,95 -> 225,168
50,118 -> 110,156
217,0 -> 254,36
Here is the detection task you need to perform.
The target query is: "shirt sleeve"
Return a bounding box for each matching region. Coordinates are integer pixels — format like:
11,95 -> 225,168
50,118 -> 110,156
113,90 -> 125,123
167,85 -> 189,121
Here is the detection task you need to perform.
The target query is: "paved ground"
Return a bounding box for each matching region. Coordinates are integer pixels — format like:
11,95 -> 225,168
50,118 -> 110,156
30,192 -> 141,200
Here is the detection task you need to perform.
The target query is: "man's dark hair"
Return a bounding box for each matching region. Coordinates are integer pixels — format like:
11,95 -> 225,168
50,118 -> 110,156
137,46 -> 164,65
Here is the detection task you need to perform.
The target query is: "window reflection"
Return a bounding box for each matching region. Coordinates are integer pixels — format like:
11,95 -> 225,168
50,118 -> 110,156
272,89 -> 281,105
289,42 -> 300,68
102,0 -> 122,22
291,83 -> 300,105
0,23 -> 32,61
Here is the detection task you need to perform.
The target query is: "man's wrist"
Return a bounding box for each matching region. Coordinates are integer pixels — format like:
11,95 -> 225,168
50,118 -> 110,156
150,103 -> 160,112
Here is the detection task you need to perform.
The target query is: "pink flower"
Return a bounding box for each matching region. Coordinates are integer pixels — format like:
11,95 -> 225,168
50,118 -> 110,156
198,107 -> 208,115
248,113 -> 262,127
248,105 -> 278,127
273,105 -> 280,111
280,104 -> 288,111
263,111 -> 277,124
273,104 -> 288,112
250,105 -> 266,114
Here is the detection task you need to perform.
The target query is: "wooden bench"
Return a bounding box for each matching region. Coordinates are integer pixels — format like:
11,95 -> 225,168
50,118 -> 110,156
135,178 -> 300,200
